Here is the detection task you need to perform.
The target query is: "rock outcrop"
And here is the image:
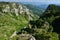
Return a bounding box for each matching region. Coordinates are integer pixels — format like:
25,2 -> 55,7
10,31 -> 36,40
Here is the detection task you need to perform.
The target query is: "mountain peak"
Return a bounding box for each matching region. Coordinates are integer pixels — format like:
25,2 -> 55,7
40,4 -> 60,18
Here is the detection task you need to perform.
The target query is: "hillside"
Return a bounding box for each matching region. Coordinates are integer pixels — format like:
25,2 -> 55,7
0,2 -> 38,40
0,3 -> 60,40
17,4 -> 60,40
29,4 -> 60,40
40,4 -> 60,33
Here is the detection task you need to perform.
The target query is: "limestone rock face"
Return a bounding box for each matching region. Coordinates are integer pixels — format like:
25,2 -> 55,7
2,3 -> 30,14
3,5 -> 10,12
1,3 -> 36,20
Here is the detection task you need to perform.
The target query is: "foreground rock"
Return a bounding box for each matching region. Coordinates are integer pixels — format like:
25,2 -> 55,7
10,31 -> 36,40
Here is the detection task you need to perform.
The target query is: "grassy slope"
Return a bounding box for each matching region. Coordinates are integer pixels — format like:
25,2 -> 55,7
0,13 -> 29,40
0,3 -> 38,40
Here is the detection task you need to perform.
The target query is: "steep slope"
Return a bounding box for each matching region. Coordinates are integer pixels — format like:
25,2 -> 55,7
21,4 -> 59,40
0,2 -> 38,40
5,4 -> 60,40
24,4 -> 43,16
40,4 -> 60,33
13,4 -> 60,40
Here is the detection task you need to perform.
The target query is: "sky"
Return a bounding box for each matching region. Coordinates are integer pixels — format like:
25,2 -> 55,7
0,0 -> 60,4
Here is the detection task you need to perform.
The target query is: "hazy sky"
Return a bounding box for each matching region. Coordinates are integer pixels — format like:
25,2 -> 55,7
0,0 -> 60,4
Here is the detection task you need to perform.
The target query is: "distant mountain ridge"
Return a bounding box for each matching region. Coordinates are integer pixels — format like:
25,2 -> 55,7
22,2 -> 48,11
24,4 -> 43,16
